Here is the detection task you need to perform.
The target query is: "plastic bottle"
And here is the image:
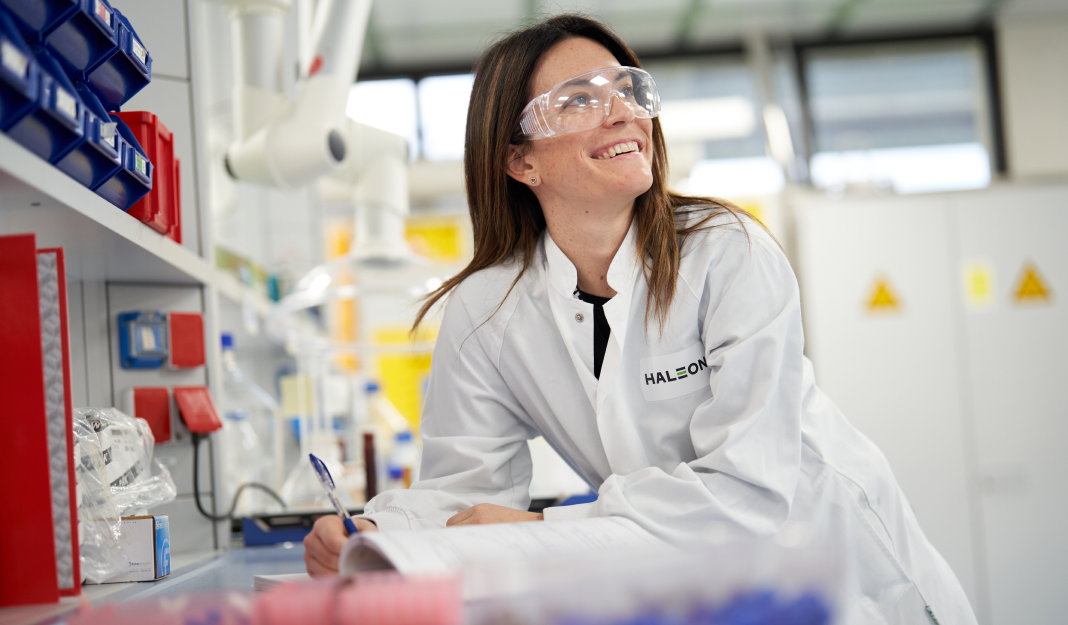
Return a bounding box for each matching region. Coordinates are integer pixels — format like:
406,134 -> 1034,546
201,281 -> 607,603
218,332 -> 281,515
358,382 -> 411,494
388,431 -> 419,489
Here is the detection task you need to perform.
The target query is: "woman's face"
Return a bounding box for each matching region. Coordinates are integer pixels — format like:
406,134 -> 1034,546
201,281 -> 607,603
517,38 -> 655,208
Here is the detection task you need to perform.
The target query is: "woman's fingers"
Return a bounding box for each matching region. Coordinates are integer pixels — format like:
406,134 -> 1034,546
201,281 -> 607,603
447,504 -> 544,526
304,543 -> 339,576
446,507 -> 475,526
353,518 -> 379,533
303,515 -> 348,577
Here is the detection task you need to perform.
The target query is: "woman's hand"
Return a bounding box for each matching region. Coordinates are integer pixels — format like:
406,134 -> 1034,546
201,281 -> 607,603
303,515 -> 378,577
446,503 -> 544,527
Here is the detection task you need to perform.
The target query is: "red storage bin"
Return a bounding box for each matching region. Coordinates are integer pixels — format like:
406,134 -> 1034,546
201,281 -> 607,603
114,110 -> 180,242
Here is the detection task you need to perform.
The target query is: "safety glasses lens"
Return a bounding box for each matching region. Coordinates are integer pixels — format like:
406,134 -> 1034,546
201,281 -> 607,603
521,67 -> 659,139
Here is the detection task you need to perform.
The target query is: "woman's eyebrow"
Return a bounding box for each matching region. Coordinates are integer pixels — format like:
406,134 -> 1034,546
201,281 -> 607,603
561,77 -> 596,89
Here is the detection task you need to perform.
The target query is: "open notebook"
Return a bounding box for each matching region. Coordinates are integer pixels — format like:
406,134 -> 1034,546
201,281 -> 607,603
255,517 -> 667,598
339,516 -> 662,576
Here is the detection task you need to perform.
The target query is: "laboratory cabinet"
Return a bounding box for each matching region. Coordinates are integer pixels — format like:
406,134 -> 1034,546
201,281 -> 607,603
794,182 -> 1068,625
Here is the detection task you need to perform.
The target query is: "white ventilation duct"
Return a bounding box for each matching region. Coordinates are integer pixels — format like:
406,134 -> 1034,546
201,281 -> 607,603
210,0 -> 373,189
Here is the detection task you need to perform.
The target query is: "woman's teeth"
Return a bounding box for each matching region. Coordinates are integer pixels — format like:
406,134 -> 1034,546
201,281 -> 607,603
598,141 -> 639,159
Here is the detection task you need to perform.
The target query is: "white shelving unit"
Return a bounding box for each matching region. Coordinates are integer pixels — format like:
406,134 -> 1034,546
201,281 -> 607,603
0,132 -> 270,316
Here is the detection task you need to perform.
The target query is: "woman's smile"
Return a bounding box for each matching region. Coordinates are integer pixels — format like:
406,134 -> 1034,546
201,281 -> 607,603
591,139 -> 642,160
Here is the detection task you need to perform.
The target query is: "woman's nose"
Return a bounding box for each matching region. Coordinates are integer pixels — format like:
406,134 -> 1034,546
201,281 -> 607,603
603,93 -> 636,126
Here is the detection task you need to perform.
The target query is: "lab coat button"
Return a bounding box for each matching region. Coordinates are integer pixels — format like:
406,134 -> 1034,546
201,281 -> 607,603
575,313 -> 584,322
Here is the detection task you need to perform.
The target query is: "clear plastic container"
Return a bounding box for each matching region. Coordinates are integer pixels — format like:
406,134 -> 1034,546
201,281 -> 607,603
217,332 -> 281,515
357,381 -> 411,495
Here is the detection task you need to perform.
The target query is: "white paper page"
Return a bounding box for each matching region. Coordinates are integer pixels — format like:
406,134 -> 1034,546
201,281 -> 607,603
253,573 -> 310,591
341,516 -> 663,576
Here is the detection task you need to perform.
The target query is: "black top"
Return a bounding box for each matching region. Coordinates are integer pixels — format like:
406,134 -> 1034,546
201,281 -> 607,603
575,288 -> 612,379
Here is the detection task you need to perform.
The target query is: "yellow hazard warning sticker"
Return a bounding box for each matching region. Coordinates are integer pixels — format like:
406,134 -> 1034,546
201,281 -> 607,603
1013,263 -> 1052,305
866,277 -> 901,313
963,260 -> 994,310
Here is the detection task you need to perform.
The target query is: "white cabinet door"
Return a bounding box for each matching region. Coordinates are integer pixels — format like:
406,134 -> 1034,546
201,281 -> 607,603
951,185 -> 1068,625
795,194 -> 981,607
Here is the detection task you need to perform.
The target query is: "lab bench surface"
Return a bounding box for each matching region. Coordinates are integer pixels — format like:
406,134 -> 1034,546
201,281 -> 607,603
0,543 -> 307,625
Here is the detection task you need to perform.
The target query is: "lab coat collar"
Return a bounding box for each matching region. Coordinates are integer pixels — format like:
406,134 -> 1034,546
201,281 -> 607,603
542,219 -> 640,300
542,220 -> 642,414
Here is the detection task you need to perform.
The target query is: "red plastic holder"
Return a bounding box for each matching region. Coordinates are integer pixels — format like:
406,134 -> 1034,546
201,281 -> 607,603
168,311 -> 204,369
114,110 -> 180,242
128,386 -> 171,444
173,386 -> 222,435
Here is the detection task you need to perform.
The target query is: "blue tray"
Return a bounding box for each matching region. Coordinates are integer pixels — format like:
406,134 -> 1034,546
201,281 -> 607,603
0,0 -> 77,44
43,0 -> 116,81
94,111 -> 150,210
55,82 -> 121,190
0,7 -> 37,130
85,7 -> 149,111
5,45 -> 84,163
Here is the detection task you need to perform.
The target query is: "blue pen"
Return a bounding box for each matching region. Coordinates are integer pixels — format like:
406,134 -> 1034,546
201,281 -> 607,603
309,453 -> 358,535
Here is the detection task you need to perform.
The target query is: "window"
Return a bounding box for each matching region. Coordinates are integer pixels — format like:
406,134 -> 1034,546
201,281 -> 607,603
644,56 -> 784,197
347,78 -> 419,159
417,74 -> 475,162
804,39 -> 993,194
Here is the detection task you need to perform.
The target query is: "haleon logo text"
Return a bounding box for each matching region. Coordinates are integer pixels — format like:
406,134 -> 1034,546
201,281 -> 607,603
644,356 -> 708,385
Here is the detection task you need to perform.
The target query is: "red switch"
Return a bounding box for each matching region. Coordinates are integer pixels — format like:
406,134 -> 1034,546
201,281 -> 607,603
173,386 -> 223,434
169,312 -> 205,369
130,387 -> 172,444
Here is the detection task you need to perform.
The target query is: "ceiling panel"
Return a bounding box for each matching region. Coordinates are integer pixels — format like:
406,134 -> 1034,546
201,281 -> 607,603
360,0 -> 1004,74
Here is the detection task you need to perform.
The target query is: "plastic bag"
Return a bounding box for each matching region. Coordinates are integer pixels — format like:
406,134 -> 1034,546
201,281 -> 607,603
75,407 -> 178,516
72,411 -> 123,583
73,408 -> 177,583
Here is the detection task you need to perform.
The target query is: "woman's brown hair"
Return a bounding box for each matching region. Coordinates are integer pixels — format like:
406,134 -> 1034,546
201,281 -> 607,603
413,13 -> 753,331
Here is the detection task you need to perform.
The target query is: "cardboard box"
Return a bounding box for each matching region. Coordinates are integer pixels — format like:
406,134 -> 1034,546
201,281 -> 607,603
94,515 -> 171,583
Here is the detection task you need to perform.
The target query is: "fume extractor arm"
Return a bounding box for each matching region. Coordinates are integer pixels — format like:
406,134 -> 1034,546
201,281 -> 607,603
319,119 -> 411,264
209,0 -> 373,188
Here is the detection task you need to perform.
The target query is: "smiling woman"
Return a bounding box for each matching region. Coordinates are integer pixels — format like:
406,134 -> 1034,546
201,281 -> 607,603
303,14 -> 979,624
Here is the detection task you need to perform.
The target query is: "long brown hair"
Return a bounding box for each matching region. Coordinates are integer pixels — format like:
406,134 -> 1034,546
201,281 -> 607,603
413,14 -> 754,331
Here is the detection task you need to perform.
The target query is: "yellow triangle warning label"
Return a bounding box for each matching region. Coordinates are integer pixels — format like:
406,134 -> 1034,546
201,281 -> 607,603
866,278 -> 901,312
1013,264 -> 1052,304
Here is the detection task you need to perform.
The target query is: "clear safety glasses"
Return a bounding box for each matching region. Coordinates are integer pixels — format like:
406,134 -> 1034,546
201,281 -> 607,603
517,66 -> 661,140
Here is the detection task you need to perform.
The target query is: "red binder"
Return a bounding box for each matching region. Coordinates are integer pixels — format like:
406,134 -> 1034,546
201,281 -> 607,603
0,235 -> 80,606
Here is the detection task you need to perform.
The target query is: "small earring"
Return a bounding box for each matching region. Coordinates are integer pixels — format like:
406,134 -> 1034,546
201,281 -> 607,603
530,177 -> 537,184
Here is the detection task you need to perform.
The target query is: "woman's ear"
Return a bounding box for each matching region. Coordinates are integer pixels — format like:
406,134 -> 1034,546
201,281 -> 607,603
505,143 -> 537,185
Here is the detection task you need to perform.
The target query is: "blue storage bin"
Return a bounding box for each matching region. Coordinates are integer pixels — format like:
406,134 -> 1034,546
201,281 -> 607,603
95,111 -> 150,210
85,7 -> 149,111
0,0 -> 77,43
5,45 -> 85,163
0,7 -> 38,130
55,83 -> 121,190
43,0 -> 116,81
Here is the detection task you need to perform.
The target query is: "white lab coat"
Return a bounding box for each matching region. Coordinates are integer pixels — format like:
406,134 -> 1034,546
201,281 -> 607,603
362,212 -> 976,624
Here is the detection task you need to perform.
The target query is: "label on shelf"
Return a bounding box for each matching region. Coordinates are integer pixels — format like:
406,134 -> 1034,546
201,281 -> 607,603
100,122 -> 117,145
95,0 -> 112,26
132,38 -> 148,66
1,40 -> 28,79
55,88 -> 77,121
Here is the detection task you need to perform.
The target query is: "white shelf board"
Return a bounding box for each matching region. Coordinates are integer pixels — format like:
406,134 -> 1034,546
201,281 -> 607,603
0,132 -> 214,285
